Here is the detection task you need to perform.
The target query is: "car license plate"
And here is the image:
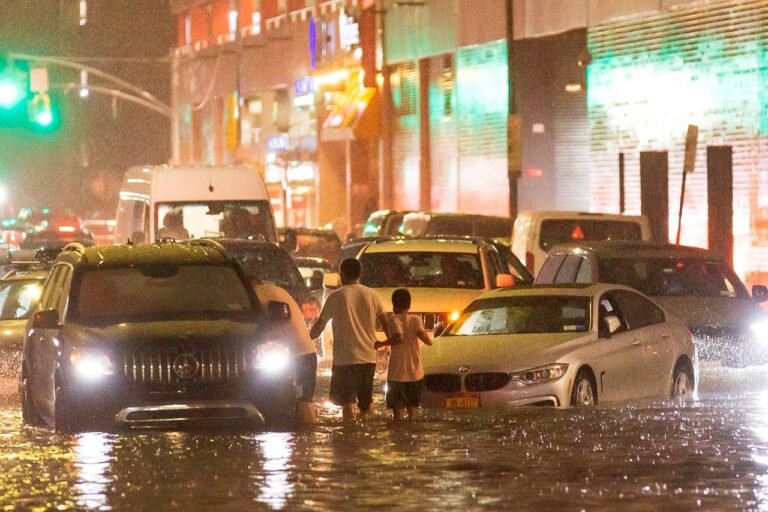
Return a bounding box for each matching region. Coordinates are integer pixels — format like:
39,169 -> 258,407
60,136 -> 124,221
446,395 -> 479,409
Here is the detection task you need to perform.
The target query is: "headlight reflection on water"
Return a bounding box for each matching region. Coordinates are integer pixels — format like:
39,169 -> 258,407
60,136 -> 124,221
74,432 -> 113,510
255,432 -> 295,510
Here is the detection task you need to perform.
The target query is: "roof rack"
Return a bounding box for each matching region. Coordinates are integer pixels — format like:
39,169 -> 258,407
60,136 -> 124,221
179,238 -> 228,255
62,242 -> 87,254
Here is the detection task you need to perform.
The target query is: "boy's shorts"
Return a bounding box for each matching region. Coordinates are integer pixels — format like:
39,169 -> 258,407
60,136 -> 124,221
294,352 -> 318,402
385,379 -> 424,409
329,363 -> 377,410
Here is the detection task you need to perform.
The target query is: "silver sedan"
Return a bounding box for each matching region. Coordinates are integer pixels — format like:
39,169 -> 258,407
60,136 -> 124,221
421,283 -> 698,409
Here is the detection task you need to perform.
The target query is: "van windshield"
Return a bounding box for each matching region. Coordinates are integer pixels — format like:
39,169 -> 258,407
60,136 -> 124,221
539,219 -> 643,251
156,201 -> 276,241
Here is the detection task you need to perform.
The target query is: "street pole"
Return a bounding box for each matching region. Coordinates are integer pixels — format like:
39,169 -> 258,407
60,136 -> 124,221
506,0 -> 521,220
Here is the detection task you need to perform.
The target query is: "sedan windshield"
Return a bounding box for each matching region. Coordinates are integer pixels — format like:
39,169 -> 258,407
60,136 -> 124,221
0,279 -> 43,320
360,251 -> 484,289
446,296 -> 591,335
75,264 -> 254,321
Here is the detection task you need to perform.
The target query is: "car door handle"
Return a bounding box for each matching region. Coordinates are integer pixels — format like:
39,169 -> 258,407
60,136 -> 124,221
661,333 -> 671,339
632,339 -> 643,346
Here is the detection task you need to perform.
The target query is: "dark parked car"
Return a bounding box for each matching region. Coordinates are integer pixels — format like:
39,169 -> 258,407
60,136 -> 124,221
277,227 -> 342,269
535,241 -> 768,366
213,238 -> 308,303
21,240 -> 299,431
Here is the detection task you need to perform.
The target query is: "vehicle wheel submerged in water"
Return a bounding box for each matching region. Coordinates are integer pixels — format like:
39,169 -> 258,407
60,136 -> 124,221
570,369 -> 597,406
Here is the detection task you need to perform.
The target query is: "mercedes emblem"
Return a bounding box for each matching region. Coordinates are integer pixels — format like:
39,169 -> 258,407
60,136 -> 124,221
173,353 -> 200,380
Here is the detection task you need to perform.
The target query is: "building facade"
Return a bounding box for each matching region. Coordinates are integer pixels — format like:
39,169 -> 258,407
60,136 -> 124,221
170,0 -> 379,233
170,0 -> 768,286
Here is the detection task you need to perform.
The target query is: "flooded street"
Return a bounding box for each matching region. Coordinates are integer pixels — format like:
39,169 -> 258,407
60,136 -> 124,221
0,364 -> 767,510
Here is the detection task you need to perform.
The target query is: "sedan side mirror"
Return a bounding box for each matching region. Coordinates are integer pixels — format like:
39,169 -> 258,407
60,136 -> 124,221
267,300 -> 291,322
323,272 -> 341,289
495,273 -> 516,288
599,315 -> 622,339
32,309 -> 60,329
753,285 -> 768,303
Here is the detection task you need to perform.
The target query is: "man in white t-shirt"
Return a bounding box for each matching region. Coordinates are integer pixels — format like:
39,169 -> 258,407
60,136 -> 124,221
252,279 -> 318,425
309,258 -> 389,420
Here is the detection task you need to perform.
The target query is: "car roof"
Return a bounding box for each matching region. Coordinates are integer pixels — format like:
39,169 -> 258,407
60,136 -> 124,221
362,238 -> 483,254
548,240 -> 715,260
2,268 -> 49,281
293,256 -> 332,266
483,282 -> 639,298
211,238 -> 283,250
55,242 -> 232,268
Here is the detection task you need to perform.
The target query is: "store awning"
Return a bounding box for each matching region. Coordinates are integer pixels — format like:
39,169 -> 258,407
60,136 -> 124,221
321,87 -> 380,142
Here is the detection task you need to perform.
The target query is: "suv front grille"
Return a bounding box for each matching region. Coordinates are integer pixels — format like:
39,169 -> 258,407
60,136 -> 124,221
424,374 -> 461,393
464,372 -> 510,392
122,343 -> 250,385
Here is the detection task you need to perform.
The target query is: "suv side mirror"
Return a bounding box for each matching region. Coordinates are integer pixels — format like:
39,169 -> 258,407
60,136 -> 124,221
753,285 -> 768,303
495,273 -> 516,288
267,300 -> 291,322
323,272 -> 341,289
33,309 -> 60,329
433,322 -> 446,338
599,315 -> 621,339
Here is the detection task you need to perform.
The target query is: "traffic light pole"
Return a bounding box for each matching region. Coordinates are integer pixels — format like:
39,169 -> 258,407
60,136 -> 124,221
7,52 -> 170,114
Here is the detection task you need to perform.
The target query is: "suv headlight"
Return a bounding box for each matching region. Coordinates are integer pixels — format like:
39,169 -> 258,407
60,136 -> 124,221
253,342 -> 291,376
751,321 -> 768,345
511,363 -> 569,385
70,349 -> 114,380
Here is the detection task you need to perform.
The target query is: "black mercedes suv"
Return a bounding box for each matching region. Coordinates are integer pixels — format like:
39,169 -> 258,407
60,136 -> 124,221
20,240 -> 298,431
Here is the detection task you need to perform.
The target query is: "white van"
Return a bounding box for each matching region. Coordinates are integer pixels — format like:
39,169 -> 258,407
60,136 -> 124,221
512,211 -> 652,277
114,165 -> 277,244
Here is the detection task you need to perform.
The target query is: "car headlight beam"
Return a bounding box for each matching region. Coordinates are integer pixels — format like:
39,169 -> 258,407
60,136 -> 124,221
751,321 -> 768,346
70,349 -> 114,380
511,363 -> 569,385
253,342 -> 291,376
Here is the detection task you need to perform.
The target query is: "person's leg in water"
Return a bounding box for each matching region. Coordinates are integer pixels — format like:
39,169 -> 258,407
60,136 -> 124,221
405,406 -> 417,420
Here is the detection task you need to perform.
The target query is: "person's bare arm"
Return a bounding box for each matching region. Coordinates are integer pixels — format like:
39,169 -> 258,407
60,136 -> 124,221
417,329 -> 433,346
375,333 -> 403,349
377,312 -> 391,338
309,318 -> 328,340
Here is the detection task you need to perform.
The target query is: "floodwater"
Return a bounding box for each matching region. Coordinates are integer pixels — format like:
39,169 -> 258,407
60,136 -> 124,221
0,364 -> 768,511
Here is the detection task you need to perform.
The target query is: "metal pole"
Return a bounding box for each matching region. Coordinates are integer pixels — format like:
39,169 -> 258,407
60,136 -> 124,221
506,0 -> 520,220
675,169 -> 687,245
619,152 -> 625,214
10,52 -> 168,110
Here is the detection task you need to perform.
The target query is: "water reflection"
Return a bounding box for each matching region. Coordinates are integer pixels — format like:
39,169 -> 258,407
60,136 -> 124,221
74,432 -> 113,510
254,432 -> 294,509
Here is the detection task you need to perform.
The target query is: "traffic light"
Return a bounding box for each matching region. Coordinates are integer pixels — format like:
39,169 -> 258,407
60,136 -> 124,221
0,72 -> 25,109
28,92 -> 54,128
0,63 -> 29,126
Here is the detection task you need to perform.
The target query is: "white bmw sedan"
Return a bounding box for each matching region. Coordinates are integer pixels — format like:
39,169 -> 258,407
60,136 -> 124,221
421,283 -> 697,409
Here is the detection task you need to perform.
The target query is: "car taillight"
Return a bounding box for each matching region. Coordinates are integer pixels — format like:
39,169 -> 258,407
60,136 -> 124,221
525,251 -> 535,273
57,225 -> 76,233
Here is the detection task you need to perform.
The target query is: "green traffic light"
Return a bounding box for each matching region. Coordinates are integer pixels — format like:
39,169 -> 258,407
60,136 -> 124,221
34,109 -> 53,127
0,77 -> 23,109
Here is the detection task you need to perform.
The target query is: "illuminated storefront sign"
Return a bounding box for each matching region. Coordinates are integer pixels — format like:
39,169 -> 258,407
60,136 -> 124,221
267,134 -> 289,151
339,8 -> 359,50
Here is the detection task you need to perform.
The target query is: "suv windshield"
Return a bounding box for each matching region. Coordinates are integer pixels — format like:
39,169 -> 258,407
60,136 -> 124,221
539,220 -> 642,251
360,251 -> 483,289
599,258 -> 748,299
75,264 -> 254,321
447,296 -> 591,335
